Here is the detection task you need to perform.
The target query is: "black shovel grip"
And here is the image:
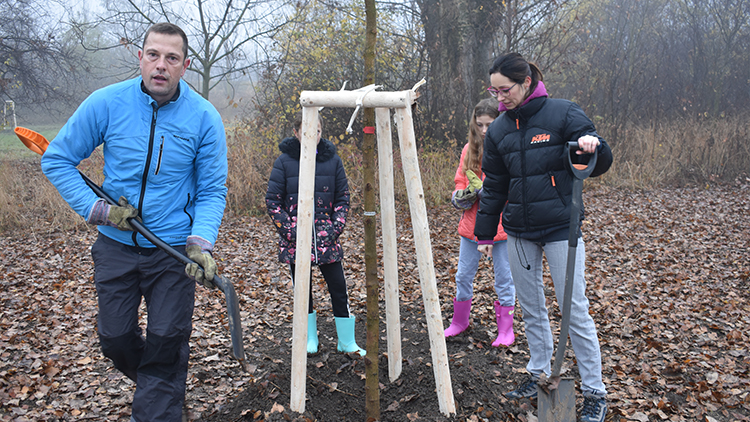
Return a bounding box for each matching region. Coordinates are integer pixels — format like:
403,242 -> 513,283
566,141 -> 598,180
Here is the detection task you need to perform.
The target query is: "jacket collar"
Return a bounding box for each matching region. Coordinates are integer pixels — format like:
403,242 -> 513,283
503,81 -> 548,120
138,77 -> 183,107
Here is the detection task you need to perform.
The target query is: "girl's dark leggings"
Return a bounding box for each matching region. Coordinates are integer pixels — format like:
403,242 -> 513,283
289,261 -> 350,317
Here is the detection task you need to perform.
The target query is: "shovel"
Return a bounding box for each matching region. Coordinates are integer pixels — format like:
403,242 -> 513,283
15,127 -> 248,370
537,141 -> 598,421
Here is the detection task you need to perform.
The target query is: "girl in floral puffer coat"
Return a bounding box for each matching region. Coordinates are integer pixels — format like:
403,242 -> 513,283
266,115 -> 364,356
445,98 -> 516,347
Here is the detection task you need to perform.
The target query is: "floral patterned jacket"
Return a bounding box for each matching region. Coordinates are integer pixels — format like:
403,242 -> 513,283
265,136 -> 350,264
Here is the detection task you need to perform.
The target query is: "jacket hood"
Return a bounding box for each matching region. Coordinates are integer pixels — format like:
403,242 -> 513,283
279,136 -> 337,162
499,81 -> 549,113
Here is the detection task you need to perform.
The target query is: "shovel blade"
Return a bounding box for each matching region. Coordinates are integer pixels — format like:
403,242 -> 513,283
15,127 -> 49,155
212,274 -> 247,366
537,377 -> 576,422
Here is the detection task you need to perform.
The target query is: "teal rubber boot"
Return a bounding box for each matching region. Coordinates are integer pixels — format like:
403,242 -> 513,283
307,311 -> 319,354
335,315 -> 366,356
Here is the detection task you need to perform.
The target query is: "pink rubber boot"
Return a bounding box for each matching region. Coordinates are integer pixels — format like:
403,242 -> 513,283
444,298 -> 471,337
492,301 -> 515,347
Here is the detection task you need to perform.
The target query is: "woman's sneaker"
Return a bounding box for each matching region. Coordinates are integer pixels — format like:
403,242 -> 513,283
580,395 -> 607,422
504,374 -> 539,399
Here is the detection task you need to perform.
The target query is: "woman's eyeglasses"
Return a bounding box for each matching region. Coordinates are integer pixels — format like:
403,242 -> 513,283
487,83 -> 517,98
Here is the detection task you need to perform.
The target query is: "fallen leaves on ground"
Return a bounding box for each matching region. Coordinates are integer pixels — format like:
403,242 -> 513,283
1,180 -> 749,421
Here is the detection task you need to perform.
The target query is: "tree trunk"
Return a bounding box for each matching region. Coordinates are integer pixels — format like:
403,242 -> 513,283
418,0 -> 498,147
363,0 -> 379,420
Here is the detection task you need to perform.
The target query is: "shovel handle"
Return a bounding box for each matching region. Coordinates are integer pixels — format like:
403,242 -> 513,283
566,141 -> 598,180
78,168 -> 246,363
16,127 -> 246,365
550,141 -> 598,379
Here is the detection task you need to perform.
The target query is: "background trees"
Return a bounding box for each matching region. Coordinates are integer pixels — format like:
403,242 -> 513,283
74,0 -> 296,101
554,0 -> 750,125
414,0 -> 576,145
249,0 -> 426,141
4,0 -> 750,152
0,0 -> 90,123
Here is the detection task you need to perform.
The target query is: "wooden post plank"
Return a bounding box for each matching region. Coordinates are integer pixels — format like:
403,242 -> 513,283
375,107 -> 402,382
300,90 -> 416,109
289,107 -> 320,413
394,106 -> 456,416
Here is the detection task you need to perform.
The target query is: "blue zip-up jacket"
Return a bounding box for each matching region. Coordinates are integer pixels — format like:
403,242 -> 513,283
41,77 -> 228,247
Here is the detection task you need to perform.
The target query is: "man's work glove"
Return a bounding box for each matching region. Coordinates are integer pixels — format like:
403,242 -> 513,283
185,236 -> 217,289
466,170 -> 483,193
87,196 -> 139,231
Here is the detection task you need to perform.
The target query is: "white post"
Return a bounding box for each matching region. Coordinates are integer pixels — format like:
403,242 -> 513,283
395,105 -> 456,416
301,91 -> 415,109
4,101 -> 15,128
375,107 -> 402,382
289,106 -> 320,413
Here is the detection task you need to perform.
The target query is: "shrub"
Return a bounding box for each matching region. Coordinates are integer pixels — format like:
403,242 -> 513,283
598,113 -> 750,189
225,119 -> 459,216
3,114 -> 749,233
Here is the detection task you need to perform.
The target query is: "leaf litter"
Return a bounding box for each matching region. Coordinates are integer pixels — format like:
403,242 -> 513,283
1,180 -> 749,421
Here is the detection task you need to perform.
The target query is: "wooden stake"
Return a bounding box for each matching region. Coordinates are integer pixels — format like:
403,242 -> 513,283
375,107 -> 402,382
289,107 -> 320,414
394,105 -> 456,416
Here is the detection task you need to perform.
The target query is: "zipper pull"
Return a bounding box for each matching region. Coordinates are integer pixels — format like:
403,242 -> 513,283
516,119 -> 519,130
154,136 -> 164,175
551,175 -> 556,187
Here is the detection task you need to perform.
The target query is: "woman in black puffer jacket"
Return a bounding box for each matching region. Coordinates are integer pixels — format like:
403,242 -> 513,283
266,115 -> 364,356
475,52 -> 612,422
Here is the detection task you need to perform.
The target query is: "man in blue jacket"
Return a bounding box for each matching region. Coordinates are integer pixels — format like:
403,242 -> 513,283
41,22 -> 227,422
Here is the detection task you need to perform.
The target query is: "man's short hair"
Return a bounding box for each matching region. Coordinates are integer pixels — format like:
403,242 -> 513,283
143,23 -> 189,61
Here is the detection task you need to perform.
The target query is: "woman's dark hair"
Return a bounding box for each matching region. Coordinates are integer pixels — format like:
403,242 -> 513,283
489,52 -> 544,94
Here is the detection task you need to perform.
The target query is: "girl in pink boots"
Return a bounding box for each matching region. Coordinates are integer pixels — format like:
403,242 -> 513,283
445,98 -> 516,347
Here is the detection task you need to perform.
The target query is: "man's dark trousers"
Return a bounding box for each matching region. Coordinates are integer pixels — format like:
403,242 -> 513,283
92,233 -> 195,422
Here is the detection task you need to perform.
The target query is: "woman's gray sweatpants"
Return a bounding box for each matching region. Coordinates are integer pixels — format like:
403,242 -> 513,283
507,235 -> 606,397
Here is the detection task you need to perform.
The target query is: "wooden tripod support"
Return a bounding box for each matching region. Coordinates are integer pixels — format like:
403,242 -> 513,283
289,85 -> 456,416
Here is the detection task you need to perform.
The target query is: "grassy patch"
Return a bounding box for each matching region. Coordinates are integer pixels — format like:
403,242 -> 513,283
0,125 -> 62,158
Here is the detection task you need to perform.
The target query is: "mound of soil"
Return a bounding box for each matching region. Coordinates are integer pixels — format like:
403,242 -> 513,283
201,298 -> 539,422
200,202 -> 541,422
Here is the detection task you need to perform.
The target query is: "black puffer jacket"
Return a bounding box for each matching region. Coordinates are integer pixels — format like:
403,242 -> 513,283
475,96 -> 613,242
266,137 -> 350,264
